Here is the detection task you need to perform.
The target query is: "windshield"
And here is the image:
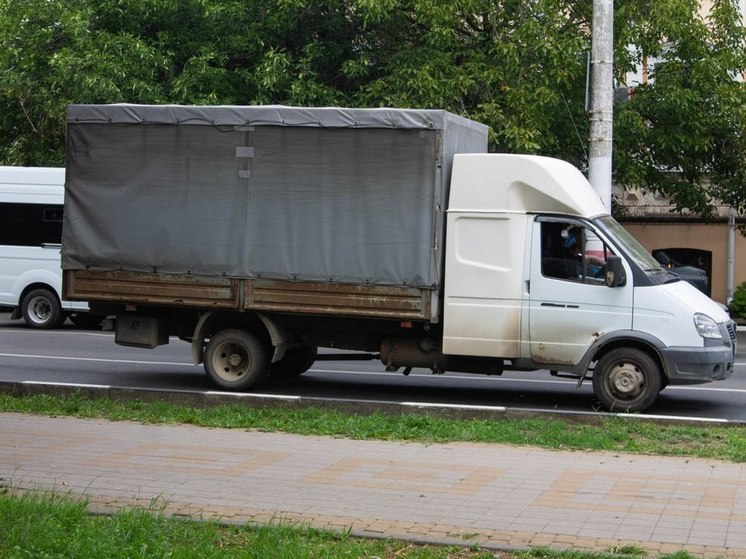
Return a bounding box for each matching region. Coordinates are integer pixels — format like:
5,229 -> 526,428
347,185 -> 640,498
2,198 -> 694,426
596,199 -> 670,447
595,216 -> 663,273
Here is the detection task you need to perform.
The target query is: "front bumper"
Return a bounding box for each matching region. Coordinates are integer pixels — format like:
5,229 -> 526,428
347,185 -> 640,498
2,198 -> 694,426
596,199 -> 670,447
661,320 -> 736,385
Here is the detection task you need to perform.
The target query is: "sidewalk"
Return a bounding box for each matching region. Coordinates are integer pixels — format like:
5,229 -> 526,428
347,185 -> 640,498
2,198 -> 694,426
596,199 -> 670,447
2,413 -> 745,558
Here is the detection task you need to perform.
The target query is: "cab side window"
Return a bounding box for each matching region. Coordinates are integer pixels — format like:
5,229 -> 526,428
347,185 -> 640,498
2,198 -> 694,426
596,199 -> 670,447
540,222 -> 608,284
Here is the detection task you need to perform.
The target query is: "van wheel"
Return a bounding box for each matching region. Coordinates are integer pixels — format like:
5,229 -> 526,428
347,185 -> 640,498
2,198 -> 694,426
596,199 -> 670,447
592,348 -> 662,412
270,346 -> 317,379
21,288 -> 65,329
204,329 -> 270,390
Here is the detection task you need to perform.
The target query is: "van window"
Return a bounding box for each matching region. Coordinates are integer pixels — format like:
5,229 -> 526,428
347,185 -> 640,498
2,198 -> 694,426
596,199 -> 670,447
540,221 -> 609,284
0,202 -> 63,247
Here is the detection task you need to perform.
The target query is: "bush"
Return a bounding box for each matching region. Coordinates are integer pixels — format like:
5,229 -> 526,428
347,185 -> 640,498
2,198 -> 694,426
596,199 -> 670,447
729,282 -> 746,318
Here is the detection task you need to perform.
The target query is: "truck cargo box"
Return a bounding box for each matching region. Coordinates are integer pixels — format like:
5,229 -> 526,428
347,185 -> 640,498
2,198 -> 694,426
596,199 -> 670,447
63,105 -> 488,321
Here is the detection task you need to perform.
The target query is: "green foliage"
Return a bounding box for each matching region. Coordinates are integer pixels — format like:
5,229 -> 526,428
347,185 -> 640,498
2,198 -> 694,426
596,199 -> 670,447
614,0 -> 746,216
0,0 -> 744,216
729,281 -> 746,318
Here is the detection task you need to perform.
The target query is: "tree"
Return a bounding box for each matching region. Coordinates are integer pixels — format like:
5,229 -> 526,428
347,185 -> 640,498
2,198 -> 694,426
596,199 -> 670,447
348,0 -> 592,163
0,0 -> 744,221
0,0 -> 594,166
0,0 -> 170,165
614,0 -> 746,217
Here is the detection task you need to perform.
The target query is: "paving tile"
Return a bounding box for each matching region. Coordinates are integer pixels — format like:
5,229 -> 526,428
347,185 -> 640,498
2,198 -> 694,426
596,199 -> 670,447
3,413 -> 746,559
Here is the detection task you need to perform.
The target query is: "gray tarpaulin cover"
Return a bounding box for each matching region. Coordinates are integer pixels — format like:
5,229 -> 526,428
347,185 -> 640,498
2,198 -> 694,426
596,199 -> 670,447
63,105 -> 488,288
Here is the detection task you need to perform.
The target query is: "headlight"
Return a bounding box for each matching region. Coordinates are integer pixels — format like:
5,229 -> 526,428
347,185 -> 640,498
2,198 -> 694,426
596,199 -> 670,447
693,313 -> 722,339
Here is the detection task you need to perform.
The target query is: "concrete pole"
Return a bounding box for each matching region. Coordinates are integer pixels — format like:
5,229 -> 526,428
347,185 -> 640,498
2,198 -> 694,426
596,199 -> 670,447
727,212 -> 736,304
588,0 -> 614,211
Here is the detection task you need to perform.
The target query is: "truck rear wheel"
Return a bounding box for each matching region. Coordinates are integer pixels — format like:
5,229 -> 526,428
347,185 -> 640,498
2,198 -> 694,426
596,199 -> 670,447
270,346 -> 317,379
204,329 -> 269,390
592,348 -> 662,412
21,288 -> 65,329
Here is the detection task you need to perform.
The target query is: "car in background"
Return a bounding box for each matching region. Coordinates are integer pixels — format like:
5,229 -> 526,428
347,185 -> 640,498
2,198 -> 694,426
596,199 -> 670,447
652,249 -> 709,295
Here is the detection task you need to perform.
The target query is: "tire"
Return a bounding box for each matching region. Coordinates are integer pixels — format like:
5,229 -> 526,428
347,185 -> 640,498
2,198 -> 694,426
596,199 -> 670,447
21,288 -> 65,329
270,346 -> 317,379
592,348 -> 662,412
204,329 -> 270,390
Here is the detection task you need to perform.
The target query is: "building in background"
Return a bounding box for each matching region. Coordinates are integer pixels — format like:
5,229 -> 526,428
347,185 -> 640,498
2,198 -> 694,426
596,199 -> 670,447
614,185 -> 743,305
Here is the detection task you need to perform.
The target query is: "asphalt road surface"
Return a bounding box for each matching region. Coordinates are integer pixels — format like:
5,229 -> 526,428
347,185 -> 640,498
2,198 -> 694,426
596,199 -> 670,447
1,311 -> 744,421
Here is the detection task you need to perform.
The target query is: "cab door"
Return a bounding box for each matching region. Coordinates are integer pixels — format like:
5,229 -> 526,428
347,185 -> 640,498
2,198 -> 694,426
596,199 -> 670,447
528,218 -> 633,366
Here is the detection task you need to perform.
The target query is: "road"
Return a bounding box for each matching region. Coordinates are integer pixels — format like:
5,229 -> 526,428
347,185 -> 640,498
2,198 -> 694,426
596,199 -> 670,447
1,311 -> 744,421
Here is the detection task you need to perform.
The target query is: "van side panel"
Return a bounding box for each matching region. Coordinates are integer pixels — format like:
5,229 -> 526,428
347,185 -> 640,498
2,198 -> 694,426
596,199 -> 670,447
442,212 -> 527,357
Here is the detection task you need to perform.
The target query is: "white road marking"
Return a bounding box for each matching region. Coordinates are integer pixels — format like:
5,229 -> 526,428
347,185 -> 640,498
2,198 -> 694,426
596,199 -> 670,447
0,352 -> 190,367
0,327 -> 113,337
310,368 -> 746,393
9,380 -> 741,424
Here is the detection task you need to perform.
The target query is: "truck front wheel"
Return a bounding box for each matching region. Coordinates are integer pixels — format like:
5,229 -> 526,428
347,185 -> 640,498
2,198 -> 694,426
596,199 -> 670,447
592,348 -> 662,412
21,288 -> 65,329
204,329 -> 270,390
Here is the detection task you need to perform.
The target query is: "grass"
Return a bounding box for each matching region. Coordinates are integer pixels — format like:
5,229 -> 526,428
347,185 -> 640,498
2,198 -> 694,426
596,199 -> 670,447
2,392 -> 746,462
0,489 -> 484,558
0,489 -> 696,559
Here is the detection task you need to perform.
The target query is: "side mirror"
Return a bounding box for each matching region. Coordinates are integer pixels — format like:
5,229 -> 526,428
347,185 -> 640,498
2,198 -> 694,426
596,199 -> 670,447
605,255 -> 626,287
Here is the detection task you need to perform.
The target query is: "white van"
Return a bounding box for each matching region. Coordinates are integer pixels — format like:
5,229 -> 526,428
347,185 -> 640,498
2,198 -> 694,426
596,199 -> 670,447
0,166 -> 94,328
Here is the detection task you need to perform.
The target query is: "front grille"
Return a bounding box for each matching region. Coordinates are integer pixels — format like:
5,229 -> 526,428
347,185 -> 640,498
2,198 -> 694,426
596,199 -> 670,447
726,320 -> 737,357
727,321 -> 737,344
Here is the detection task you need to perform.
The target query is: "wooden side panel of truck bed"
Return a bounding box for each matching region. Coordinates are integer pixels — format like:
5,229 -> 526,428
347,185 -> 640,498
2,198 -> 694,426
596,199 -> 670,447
64,270 -> 434,321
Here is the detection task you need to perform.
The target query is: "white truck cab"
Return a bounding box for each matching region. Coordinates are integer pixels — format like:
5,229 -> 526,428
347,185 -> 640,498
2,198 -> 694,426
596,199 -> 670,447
444,154 -> 735,411
0,166 -> 91,328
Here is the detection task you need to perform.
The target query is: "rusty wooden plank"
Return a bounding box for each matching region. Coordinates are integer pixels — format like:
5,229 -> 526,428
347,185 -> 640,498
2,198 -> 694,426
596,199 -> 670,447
252,285 -> 423,310
64,271 -> 435,319
65,270 -> 238,308
245,279 -> 433,320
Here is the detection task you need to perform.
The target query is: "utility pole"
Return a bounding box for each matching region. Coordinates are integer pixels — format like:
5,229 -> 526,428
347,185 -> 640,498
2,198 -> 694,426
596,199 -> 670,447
588,0 -> 614,211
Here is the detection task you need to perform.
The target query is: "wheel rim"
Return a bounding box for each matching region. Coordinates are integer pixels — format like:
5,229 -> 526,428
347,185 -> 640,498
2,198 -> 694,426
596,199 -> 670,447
27,296 -> 52,325
210,340 -> 251,382
606,361 -> 646,401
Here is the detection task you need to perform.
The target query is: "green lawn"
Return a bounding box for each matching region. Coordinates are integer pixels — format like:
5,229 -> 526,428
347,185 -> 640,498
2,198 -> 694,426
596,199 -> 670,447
0,489 -> 694,559
2,392 -> 745,462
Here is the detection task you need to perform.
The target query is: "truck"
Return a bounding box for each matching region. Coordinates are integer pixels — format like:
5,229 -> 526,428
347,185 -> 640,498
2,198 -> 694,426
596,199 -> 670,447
0,166 -> 92,328
61,104 -> 736,412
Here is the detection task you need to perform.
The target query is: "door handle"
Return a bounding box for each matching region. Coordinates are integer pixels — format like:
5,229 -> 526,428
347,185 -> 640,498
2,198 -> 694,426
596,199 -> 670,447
540,302 -> 580,309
